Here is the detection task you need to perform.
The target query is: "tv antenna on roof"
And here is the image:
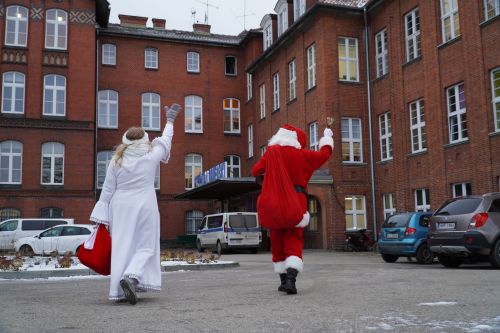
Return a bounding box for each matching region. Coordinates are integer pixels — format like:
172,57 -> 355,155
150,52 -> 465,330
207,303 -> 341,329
191,8 -> 197,23
195,0 -> 219,25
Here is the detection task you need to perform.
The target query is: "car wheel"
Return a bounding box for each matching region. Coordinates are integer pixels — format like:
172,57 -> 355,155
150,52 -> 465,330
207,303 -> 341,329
416,244 -> 434,264
196,240 -> 203,253
19,245 -> 34,257
489,238 -> 500,269
437,255 -> 463,268
381,254 -> 398,263
216,241 -> 222,256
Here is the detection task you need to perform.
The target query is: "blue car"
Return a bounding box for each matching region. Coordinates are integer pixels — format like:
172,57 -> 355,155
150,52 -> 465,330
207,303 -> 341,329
378,212 -> 434,264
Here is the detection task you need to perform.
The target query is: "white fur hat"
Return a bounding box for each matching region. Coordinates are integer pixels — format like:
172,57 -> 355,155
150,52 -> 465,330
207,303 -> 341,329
122,130 -> 149,145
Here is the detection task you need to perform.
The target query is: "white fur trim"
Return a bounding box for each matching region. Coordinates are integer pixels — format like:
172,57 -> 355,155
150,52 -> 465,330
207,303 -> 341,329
122,131 -> 149,145
268,128 -> 301,148
319,135 -> 334,150
273,261 -> 286,273
295,212 -> 310,228
285,256 -> 304,273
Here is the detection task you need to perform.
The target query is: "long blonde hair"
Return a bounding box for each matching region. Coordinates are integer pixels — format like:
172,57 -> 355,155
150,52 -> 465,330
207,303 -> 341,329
113,127 -> 151,166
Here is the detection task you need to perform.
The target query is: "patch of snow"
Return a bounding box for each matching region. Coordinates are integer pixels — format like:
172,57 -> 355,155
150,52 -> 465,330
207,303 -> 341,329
377,323 -> 394,330
417,301 -> 458,306
160,260 -> 235,266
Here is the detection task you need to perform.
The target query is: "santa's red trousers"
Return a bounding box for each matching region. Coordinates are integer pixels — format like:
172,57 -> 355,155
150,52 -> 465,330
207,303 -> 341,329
270,227 -> 304,263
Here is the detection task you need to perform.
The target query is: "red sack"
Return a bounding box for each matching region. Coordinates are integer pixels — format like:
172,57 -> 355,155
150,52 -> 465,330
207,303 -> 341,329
257,146 -> 304,229
77,224 -> 111,276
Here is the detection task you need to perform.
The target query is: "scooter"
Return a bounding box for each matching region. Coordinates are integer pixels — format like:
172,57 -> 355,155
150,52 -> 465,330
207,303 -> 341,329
344,229 -> 371,252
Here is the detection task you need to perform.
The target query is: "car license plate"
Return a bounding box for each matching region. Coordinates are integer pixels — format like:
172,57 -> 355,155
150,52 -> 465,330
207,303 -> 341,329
437,222 -> 456,230
386,233 -> 399,239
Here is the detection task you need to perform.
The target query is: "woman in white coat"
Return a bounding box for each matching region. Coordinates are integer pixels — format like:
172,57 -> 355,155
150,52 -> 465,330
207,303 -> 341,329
90,104 -> 181,305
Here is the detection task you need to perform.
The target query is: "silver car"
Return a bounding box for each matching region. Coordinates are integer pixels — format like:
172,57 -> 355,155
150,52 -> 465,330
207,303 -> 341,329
428,192 -> 500,268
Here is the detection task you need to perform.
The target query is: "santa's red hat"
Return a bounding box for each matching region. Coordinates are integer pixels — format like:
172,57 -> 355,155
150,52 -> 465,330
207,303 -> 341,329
268,124 -> 307,149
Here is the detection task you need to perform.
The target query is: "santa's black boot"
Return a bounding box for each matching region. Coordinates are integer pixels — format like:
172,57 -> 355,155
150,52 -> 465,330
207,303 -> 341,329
284,268 -> 298,295
278,273 -> 287,292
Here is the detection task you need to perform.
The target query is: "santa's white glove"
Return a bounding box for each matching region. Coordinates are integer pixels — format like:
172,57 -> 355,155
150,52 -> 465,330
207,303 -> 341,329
324,128 -> 333,138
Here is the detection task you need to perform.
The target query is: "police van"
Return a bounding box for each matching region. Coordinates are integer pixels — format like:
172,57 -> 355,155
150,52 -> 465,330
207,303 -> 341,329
196,212 -> 261,255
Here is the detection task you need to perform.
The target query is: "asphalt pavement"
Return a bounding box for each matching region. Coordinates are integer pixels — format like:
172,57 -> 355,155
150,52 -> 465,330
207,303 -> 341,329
0,250 -> 499,333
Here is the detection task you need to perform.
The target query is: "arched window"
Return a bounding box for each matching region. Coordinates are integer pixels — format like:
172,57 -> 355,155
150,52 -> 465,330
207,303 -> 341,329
223,98 -> 240,134
45,9 -> 67,50
2,72 -> 25,114
185,95 -> 203,133
98,90 -> 118,128
142,93 -> 160,130
96,151 -> 113,188
224,155 -> 240,178
0,207 -> 20,222
5,6 -> 28,47
0,140 -> 22,184
40,207 -> 63,218
185,210 -> 204,235
43,74 -> 66,116
185,154 -> 202,190
41,142 -> 64,185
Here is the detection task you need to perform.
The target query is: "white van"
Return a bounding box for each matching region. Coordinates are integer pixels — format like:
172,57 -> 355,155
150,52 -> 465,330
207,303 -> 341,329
0,218 -> 74,250
196,212 -> 261,255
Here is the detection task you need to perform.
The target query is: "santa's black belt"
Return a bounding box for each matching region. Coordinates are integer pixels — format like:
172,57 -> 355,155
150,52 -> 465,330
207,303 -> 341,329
294,185 -> 307,195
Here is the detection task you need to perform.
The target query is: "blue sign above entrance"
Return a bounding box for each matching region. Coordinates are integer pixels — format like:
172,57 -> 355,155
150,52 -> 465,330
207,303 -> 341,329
195,162 -> 227,187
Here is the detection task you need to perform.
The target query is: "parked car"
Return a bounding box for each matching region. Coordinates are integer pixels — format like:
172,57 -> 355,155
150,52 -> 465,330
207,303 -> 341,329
15,224 -> 93,256
428,193 -> 500,268
197,212 -> 261,255
378,212 -> 434,264
0,218 -> 74,250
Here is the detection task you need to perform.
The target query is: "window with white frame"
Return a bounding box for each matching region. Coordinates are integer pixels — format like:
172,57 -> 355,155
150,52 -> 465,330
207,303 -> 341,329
43,75 -> 66,116
45,9 -> 67,50
248,124 -> 254,158
452,182 -> 471,197
145,48 -> 158,69
247,73 -> 253,100
41,142 -> 64,185
96,151 -> 113,189
5,6 -> 28,47
375,29 -> 388,78
492,68 -> 500,132
142,93 -> 160,131
185,95 -> 203,133
379,112 -> 393,161
447,83 -> 467,143
341,118 -> 362,163
289,59 -> 296,101
225,56 -> 237,76
2,72 -> 25,114
40,207 -> 63,218
309,122 -> 319,151
273,73 -> 280,111
0,141 -> 22,184
414,189 -> 430,212
277,2 -> 288,37
405,8 -> 421,62
98,90 -> 118,129
154,165 -> 160,190
338,37 -> 359,82
263,23 -> 273,51
223,98 -> 240,134
102,44 -> 116,65
187,52 -> 200,73
307,44 -> 316,89
224,155 -> 240,178
185,154 -> 202,190
185,210 -> 204,235
293,0 -> 306,21
440,0 -> 460,43
259,84 -> 266,119
345,195 -> 366,230
409,99 -> 427,153
260,145 -> 267,157
484,0 -> 500,20
383,193 -> 396,221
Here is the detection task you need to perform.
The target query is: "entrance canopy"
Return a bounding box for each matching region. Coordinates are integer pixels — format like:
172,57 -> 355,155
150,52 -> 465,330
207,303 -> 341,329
174,177 -> 261,200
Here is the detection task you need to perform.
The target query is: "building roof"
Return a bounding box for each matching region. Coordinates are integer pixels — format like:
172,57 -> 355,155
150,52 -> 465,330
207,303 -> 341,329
318,0 -> 372,8
99,24 -> 247,46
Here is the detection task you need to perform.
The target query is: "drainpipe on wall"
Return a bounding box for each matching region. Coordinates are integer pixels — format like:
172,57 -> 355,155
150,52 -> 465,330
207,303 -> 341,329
364,7 -> 378,242
93,37 -> 100,201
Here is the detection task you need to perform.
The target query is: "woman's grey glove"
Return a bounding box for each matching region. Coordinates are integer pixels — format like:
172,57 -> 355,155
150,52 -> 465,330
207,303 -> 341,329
165,103 -> 181,122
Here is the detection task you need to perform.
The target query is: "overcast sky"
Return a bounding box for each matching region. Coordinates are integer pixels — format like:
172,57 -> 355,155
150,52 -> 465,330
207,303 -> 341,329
107,0 -> 276,35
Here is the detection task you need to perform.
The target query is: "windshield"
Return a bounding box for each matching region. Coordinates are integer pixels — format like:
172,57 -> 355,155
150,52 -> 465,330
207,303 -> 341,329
434,198 -> 481,216
229,214 -> 258,229
383,214 -> 411,228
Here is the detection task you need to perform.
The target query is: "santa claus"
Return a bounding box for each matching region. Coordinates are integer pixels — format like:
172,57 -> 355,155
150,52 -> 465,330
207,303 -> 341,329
252,124 -> 333,294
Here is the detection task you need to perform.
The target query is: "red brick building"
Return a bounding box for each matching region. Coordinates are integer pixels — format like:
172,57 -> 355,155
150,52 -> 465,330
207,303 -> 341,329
1,0 -> 499,249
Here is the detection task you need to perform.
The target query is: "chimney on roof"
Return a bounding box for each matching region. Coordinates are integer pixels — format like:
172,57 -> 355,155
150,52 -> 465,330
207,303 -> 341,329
193,23 -> 211,34
119,14 -> 148,28
152,18 -> 166,30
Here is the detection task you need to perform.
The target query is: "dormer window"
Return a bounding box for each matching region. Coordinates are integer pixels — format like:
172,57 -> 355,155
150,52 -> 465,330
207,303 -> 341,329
260,15 -> 273,51
294,0 -> 306,22
275,0 -> 288,37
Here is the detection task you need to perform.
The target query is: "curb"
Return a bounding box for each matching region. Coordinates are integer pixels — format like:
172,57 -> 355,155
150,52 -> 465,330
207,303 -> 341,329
0,262 -> 240,279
